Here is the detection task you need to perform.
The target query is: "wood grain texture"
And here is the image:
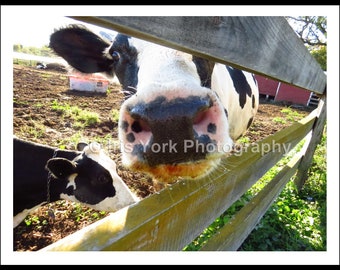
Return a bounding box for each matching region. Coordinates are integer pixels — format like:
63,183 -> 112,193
69,16 -> 326,94
295,95 -> 327,190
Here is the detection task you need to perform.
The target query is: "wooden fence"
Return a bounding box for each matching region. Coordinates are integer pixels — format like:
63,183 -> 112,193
40,16 -> 326,251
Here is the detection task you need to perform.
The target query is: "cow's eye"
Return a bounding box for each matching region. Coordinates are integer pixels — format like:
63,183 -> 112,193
111,51 -> 120,62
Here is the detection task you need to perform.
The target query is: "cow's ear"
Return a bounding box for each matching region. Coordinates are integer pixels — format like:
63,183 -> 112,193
76,142 -> 88,151
45,158 -> 76,179
49,24 -> 112,74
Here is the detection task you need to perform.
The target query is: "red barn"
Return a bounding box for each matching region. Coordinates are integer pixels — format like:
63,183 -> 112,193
255,75 -> 319,107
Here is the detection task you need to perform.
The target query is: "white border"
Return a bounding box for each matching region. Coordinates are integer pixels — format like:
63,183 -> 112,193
1,5 -> 339,265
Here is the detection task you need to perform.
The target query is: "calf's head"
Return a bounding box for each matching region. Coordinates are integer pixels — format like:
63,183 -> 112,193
45,141 -> 139,211
13,138 -> 139,228
50,24 -> 235,183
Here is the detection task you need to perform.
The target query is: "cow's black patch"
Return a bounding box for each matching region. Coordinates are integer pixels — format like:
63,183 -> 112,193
131,121 -> 143,133
49,24 -> 112,74
129,95 -> 212,121
132,144 -> 146,160
252,94 -> 255,109
73,155 -> 116,204
120,121 -> 129,132
224,109 -> 228,118
126,132 -> 136,143
226,66 -> 252,109
109,34 -> 139,90
207,123 -> 217,134
251,74 -> 257,85
247,117 -> 254,130
192,56 -> 215,88
14,138 -> 77,216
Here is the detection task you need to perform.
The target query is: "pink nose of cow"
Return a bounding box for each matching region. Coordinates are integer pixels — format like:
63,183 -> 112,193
120,94 -> 222,167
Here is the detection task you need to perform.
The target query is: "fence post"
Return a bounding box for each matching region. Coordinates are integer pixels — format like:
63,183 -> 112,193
294,94 -> 327,191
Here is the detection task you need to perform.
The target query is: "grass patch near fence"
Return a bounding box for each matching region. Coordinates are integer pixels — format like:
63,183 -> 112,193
239,130 -> 326,251
183,125 -> 327,251
13,58 -> 38,67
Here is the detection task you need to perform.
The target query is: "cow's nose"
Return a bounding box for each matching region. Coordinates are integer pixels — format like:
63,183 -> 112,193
121,95 -> 219,166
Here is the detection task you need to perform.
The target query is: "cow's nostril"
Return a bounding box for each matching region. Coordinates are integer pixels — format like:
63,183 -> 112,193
131,121 -> 142,132
131,119 -> 150,133
193,110 -> 208,125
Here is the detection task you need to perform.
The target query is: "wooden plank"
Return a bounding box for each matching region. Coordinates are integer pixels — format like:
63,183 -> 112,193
69,16 -> 326,95
40,113 -> 316,251
294,95 -> 327,190
200,153 -> 303,251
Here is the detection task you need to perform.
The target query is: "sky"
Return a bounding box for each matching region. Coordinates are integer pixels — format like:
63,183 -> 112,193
1,5 -> 339,266
8,14 -> 116,48
11,17 -> 94,47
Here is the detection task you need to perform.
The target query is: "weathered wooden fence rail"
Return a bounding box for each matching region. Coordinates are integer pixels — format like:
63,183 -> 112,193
40,16 -> 326,251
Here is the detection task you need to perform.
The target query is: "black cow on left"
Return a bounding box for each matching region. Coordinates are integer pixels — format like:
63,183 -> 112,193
13,137 -> 138,228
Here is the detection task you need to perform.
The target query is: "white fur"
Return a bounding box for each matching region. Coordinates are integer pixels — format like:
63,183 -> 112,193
212,63 -> 259,140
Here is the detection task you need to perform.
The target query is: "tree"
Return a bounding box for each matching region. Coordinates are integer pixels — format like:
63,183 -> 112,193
13,44 -> 23,52
310,46 -> 327,71
285,16 -> 327,70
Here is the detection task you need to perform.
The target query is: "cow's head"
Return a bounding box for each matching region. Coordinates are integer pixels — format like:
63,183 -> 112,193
46,141 -> 139,211
50,24 -> 247,183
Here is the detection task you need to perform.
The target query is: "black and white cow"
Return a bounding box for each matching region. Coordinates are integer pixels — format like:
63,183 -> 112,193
13,137 -> 138,228
49,24 -> 259,183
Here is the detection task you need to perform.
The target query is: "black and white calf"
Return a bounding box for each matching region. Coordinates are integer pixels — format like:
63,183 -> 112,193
50,24 -> 259,183
13,137 -> 138,228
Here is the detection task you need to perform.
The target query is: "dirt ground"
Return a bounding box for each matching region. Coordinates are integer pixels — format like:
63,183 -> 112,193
12,64 -> 313,251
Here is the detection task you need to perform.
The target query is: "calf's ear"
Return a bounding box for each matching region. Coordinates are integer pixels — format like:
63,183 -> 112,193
76,142 -> 88,151
45,158 -> 76,179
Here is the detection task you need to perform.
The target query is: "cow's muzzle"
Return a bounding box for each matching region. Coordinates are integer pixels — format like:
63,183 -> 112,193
119,93 -> 229,167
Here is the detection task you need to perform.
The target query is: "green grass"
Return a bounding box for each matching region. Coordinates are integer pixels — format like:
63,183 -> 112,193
183,125 -> 327,251
23,201 -> 108,229
281,107 -> 304,122
13,58 -> 38,67
239,132 -> 326,251
273,116 -> 287,124
51,99 -> 100,129
111,108 -> 120,122
19,121 -> 46,139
